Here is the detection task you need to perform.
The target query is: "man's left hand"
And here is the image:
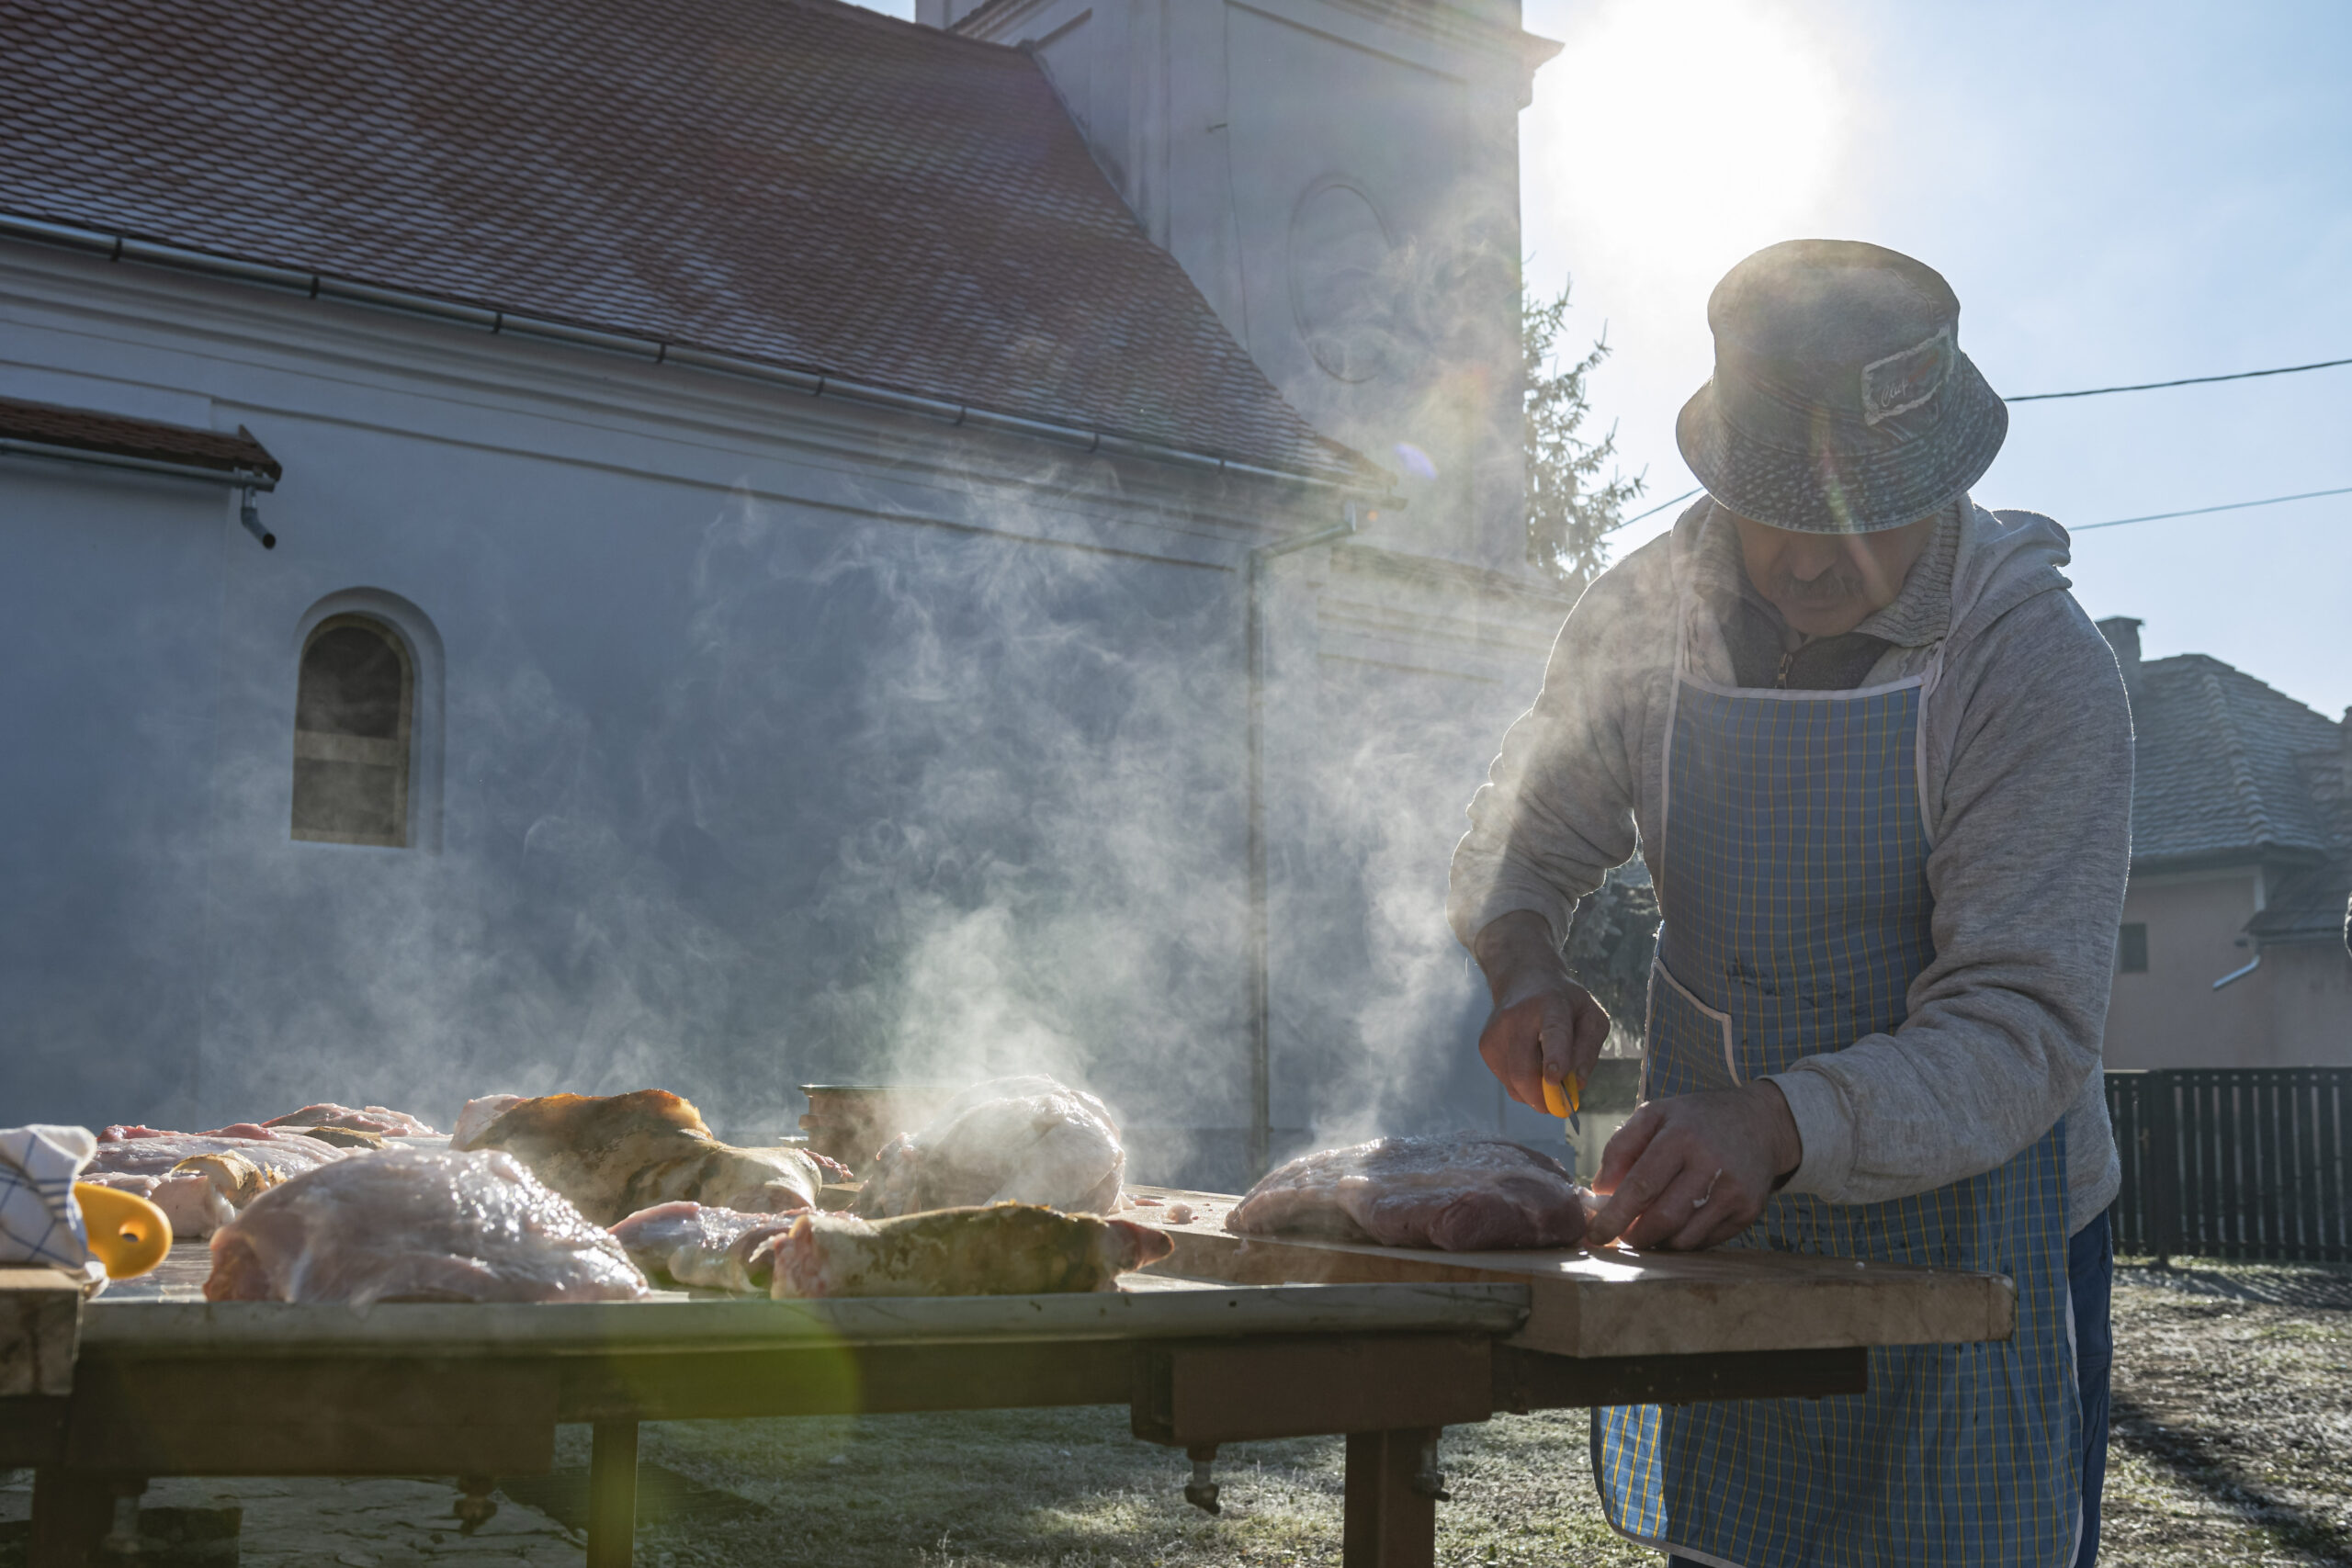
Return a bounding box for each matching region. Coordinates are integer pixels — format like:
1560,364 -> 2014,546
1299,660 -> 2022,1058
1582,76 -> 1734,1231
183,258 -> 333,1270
1585,1082 -> 1804,1251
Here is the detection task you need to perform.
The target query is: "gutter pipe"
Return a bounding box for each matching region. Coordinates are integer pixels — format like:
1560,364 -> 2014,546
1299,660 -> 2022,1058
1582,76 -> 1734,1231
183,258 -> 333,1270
1244,502 -> 1368,1180
0,435 -> 278,547
1,214 -> 1389,498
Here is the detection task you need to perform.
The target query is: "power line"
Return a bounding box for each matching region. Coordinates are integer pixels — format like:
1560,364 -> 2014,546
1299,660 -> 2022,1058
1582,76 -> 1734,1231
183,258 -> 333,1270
2073,484 -> 2352,532
2007,355 -> 2352,402
1605,485 -> 1702,536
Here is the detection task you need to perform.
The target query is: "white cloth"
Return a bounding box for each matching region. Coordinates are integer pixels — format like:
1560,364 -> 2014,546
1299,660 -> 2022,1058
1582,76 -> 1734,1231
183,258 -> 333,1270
0,1123 -> 105,1285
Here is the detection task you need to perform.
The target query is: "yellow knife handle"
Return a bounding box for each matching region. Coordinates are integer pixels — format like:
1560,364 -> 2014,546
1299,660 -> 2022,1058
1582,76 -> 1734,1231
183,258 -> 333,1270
1542,1073 -> 1583,1120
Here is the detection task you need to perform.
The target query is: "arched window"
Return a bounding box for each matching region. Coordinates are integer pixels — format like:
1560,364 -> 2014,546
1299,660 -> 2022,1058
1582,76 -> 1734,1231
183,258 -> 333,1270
291,615 -> 414,846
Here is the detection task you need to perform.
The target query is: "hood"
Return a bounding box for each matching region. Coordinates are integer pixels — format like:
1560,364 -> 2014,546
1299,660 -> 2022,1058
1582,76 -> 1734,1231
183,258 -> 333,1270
1666,494 -> 2075,660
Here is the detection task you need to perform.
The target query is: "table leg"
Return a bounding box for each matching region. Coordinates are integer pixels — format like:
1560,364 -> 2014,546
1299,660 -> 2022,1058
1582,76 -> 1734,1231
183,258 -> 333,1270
1341,1428 -> 1438,1568
586,1420 -> 639,1568
28,1468 -> 111,1568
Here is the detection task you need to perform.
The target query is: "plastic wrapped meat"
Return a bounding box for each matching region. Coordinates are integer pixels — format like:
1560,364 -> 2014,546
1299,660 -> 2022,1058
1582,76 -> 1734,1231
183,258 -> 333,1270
854,1077 -> 1125,1219
449,1094 -> 525,1151
609,1201 -> 801,1293
205,1147 -> 650,1307
1225,1136 -> 1595,1252
773,1204 -> 1171,1298
464,1090 -> 824,1226
264,1103 -> 439,1136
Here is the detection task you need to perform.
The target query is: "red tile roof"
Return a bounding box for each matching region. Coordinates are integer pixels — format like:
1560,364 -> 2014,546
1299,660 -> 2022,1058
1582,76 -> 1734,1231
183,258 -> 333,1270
0,394 -> 281,480
0,0 -> 1367,481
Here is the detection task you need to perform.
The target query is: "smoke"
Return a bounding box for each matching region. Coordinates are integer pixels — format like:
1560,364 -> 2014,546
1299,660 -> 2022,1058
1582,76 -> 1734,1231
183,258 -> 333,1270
123,437 -> 1551,1190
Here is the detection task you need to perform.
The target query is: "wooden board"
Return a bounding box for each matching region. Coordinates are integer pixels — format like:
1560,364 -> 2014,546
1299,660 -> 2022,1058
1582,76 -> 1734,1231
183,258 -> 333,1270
83,1270 -> 1530,1359
0,1266 -> 82,1396
1127,1188 -> 2016,1359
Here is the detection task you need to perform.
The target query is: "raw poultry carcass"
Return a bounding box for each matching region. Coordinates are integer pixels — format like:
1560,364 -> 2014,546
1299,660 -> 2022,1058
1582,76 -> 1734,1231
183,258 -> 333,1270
854,1077 -> 1125,1219
610,1201 -> 801,1293
462,1090 -> 825,1226
773,1204 -> 1171,1298
205,1147 -> 650,1306
264,1103 -> 439,1137
1225,1136 -> 1595,1252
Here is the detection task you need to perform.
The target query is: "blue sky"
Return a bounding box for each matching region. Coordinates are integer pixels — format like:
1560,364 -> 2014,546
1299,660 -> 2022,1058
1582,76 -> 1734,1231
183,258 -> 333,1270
855,2 -> 2350,718
1517,0 -> 2352,720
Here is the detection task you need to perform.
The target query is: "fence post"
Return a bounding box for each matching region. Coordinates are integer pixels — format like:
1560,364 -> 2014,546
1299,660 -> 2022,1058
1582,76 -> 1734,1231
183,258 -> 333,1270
2145,1069 -> 2181,1267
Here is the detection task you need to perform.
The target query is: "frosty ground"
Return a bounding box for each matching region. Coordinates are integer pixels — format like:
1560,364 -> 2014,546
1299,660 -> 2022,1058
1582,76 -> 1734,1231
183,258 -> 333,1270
5,1257 -> 2346,1567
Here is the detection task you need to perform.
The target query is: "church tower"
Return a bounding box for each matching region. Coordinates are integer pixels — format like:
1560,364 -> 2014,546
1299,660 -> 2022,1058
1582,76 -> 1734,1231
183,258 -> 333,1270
919,0 -> 1559,571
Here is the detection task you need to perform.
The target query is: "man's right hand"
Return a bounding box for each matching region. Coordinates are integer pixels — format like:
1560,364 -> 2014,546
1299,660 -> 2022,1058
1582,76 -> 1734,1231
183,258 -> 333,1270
1472,910 -> 1612,1112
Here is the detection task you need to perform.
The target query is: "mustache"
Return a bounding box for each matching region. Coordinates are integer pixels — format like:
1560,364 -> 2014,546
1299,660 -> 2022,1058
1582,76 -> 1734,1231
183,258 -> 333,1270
1774,568 -> 1866,604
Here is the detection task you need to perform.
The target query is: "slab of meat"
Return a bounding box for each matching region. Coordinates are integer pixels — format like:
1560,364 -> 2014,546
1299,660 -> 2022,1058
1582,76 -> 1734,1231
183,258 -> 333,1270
610,1201 -> 801,1292
81,1171 -> 234,1240
464,1090 -> 824,1226
205,1147 -> 650,1307
264,1103 -> 439,1136
449,1094 -> 525,1151
91,1126 -> 343,1183
774,1204 -> 1171,1298
854,1077 -> 1125,1218
1225,1136 -> 1595,1253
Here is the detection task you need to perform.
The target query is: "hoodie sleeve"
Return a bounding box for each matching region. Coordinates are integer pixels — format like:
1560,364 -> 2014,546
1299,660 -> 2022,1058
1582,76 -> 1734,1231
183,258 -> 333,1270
1765,589 -> 2133,1204
1446,543 -> 1666,950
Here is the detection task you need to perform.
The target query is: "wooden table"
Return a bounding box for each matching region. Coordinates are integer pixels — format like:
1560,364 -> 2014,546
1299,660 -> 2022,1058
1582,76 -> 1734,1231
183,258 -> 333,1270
0,1195 -> 2017,1568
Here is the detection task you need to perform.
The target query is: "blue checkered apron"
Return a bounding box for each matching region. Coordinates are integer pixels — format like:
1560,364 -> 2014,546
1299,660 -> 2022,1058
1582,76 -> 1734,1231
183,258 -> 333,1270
1591,641 -> 2081,1568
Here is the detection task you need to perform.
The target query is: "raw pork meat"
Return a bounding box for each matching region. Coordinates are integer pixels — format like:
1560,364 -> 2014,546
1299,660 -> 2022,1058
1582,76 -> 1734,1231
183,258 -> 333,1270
1225,1136 -> 1594,1252
205,1147 -> 650,1307
610,1201 -> 801,1292
464,1090 -> 824,1226
854,1077 -> 1125,1219
91,1125 -> 343,1183
265,1103 -> 439,1136
449,1094 -> 525,1150
80,1171 -> 235,1239
774,1204 -> 1171,1298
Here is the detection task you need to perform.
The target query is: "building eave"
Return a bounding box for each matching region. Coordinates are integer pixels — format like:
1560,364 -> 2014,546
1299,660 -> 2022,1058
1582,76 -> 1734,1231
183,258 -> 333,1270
2,211 -> 1396,502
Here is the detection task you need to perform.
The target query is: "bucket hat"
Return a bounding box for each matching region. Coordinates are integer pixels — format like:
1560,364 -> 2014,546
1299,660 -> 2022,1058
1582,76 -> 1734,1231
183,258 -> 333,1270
1676,239 -> 2007,533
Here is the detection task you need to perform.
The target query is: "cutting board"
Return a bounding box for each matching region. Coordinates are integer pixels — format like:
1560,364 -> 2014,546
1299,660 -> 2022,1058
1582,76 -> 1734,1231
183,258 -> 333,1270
1125,1187 -> 2015,1359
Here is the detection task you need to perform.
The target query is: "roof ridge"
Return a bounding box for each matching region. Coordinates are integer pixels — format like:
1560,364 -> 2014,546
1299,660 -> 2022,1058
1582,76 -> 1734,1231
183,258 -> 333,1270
2199,666 -> 2278,846
776,0 -> 1023,55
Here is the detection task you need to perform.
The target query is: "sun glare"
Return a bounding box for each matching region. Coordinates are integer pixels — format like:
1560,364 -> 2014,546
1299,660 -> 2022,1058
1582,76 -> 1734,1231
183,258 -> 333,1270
1531,0 -> 1845,282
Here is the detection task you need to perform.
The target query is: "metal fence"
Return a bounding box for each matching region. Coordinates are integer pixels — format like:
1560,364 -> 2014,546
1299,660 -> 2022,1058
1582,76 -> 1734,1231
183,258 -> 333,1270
2106,1068 -> 2352,1263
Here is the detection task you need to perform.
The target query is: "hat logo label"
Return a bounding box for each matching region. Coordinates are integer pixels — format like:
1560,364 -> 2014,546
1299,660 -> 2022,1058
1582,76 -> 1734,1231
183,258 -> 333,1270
1860,327 -> 1953,426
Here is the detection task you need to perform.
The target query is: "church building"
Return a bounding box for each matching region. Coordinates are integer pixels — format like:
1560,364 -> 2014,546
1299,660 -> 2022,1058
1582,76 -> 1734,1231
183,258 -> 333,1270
0,0 -> 1571,1180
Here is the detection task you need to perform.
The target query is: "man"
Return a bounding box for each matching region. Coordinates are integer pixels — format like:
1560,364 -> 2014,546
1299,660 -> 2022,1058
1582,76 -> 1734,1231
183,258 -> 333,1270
1449,240 -> 2128,1567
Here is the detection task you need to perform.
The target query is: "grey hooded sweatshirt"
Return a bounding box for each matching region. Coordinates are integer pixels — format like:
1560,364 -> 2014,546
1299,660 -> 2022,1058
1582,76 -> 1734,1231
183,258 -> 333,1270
1448,497 -> 2130,1232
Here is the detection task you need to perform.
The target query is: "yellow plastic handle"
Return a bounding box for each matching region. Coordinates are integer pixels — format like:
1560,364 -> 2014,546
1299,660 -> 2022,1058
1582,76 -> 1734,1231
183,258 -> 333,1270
73,1182 -> 174,1280
1542,1073 -> 1582,1121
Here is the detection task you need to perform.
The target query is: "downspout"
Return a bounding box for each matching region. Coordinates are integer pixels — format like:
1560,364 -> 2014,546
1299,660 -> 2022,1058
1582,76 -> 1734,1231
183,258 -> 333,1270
1245,502 -> 1370,1180
0,437 -> 278,547
2211,952 -> 2262,991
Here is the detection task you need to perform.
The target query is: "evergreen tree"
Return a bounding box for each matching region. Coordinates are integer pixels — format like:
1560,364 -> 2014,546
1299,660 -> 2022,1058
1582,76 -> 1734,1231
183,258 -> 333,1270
1523,282 -> 1645,594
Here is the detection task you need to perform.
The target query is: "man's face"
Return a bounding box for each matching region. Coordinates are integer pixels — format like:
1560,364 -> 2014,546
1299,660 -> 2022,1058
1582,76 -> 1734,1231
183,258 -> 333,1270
1730,510 -> 1939,638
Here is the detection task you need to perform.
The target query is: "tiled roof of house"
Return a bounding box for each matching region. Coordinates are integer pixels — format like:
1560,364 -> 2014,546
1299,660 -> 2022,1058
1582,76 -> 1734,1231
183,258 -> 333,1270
2121,646 -> 2350,942
0,394 -> 282,480
0,0 -> 1369,482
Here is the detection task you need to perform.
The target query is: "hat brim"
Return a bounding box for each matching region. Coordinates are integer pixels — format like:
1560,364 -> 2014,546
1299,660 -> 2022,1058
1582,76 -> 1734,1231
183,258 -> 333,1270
1675,350 -> 2008,533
